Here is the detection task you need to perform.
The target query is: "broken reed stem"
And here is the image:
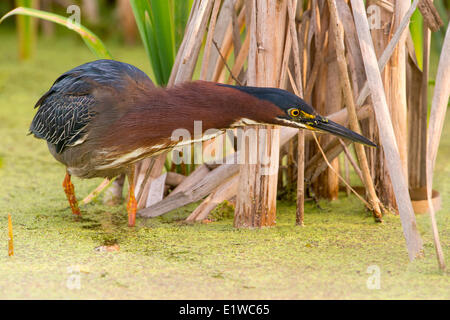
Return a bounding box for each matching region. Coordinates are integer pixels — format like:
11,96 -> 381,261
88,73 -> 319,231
312,133 -> 371,209
327,0 -> 382,222
8,213 -> 13,256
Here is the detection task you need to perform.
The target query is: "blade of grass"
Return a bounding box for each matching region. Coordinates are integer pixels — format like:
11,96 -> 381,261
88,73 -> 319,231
130,0 -> 161,83
149,0 -> 175,84
0,7 -> 111,59
426,23 -> 449,271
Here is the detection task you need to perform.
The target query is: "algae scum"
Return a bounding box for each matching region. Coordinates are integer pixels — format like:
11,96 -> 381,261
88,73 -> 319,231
0,31 -> 448,299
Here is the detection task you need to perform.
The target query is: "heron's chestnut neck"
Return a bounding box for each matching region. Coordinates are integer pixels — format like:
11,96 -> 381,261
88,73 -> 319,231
158,81 -> 286,129
104,81 -> 286,152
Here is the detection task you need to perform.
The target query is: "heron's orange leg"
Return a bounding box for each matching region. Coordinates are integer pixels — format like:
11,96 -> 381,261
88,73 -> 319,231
62,172 -> 81,216
126,166 -> 137,227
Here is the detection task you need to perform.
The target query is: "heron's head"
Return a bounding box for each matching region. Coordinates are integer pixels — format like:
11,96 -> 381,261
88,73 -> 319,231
219,84 -> 376,147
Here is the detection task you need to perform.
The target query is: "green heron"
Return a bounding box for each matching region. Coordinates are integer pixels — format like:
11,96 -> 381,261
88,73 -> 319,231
30,59 -> 375,227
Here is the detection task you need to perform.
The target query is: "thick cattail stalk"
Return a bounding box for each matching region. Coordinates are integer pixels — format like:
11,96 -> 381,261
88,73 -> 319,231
234,0 -> 286,228
350,0 -> 423,261
327,0 -> 382,221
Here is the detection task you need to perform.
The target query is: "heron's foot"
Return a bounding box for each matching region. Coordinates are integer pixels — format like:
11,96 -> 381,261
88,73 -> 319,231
63,172 -> 81,216
127,192 -> 137,227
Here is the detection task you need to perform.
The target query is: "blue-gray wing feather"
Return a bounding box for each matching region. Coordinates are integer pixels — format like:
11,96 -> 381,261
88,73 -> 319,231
29,59 -> 151,153
30,93 -> 96,153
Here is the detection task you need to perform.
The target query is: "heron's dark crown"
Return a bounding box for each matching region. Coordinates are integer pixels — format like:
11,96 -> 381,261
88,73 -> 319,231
217,83 -> 316,115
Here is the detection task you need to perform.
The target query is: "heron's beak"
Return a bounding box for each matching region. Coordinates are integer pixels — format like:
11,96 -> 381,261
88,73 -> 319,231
302,117 -> 377,147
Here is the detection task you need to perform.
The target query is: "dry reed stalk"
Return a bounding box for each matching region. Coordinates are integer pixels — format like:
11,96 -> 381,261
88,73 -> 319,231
426,23 -> 449,271
140,126 -> 299,218
408,23 -> 428,189
234,0 -> 286,228
391,0 -> 409,183
287,0 -> 306,226
287,0 -> 303,97
335,0 -> 365,95
321,104 -> 373,127
186,175 -> 238,221
212,6 -> 246,82
297,127 -> 305,223
298,11 -> 311,90
200,1 -> 231,183
81,178 -> 113,205
287,69 -> 306,225
200,0 -> 222,80
355,0 -> 420,107
169,164 -> 211,196
376,0 -> 394,12
174,0 -> 215,84
304,32 -> 328,102
231,0 -> 243,57
311,0 -> 321,49
406,41 -> 426,189
135,156 -> 166,209
140,157 -> 240,218
227,31 -> 250,83
356,0 -> 419,209
350,0 -> 423,260
418,0 -> 444,32
363,0 -> 399,210
327,0 -> 382,221
203,0 -> 234,80
216,8 -> 246,83
315,25 -> 341,200
165,172 -> 187,187
279,27 -> 292,88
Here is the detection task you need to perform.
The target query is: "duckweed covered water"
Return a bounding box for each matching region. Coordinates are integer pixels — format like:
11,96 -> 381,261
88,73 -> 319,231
0,31 -> 448,299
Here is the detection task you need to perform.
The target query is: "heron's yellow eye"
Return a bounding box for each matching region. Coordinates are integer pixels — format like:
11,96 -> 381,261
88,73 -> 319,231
289,108 -> 300,117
